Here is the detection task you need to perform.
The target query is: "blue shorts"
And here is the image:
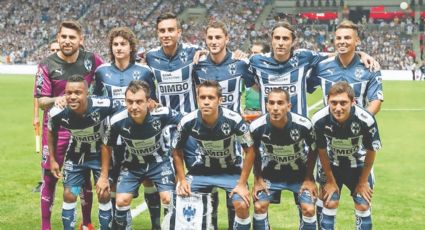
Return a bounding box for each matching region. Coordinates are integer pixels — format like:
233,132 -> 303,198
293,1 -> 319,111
255,179 -> 314,205
63,158 -> 108,187
186,173 -> 246,202
320,165 -> 375,204
117,159 -> 175,194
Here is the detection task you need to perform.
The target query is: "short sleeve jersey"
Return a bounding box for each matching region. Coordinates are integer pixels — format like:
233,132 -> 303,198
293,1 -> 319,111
172,107 -> 252,174
92,62 -> 157,107
48,97 -> 116,163
146,43 -> 201,114
249,49 -> 327,116
312,105 -> 382,168
108,107 -> 182,167
308,54 -> 384,107
193,52 -> 255,113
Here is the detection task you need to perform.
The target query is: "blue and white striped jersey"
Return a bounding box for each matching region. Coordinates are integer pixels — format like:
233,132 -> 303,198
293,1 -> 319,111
193,52 -> 255,113
172,107 -> 253,174
108,107 -> 182,166
312,105 -> 382,168
307,54 -> 384,107
250,112 -> 315,181
249,49 -> 327,116
48,97 -> 116,164
146,43 -> 201,114
92,62 -> 157,107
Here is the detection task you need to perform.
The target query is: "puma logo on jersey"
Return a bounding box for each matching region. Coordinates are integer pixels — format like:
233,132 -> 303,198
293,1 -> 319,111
123,127 -> 131,134
61,118 -> 70,125
54,69 -> 63,75
325,125 -> 333,132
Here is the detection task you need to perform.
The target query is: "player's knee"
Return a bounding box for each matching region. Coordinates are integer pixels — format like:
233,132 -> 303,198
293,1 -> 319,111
301,203 -> 316,217
159,192 -> 171,205
355,203 -> 370,211
98,193 -> 111,204
253,201 -> 268,214
63,187 -> 79,202
116,194 -> 132,207
233,201 -> 250,218
324,200 -> 339,209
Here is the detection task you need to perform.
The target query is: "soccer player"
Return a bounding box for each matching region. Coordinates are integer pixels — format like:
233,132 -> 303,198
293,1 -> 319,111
307,20 -> 384,225
250,40 -> 270,55
33,40 -> 61,193
173,80 -> 255,230
92,26 -> 160,229
48,75 -> 115,229
106,80 -> 180,229
34,20 -> 103,230
311,82 -> 381,230
250,88 -> 317,230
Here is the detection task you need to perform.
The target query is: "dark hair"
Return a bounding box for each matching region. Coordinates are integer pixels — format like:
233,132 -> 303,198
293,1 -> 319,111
67,74 -> 87,88
197,80 -> 222,98
252,40 -> 270,53
268,88 -> 290,103
327,81 -> 355,101
271,21 -> 296,40
205,20 -> 228,36
156,12 -> 181,29
108,27 -> 138,63
125,80 -> 151,99
58,20 -> 83,35
49,39 -> 58,46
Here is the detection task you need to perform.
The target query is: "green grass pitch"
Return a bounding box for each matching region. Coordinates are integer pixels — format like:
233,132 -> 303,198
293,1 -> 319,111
0,75 -> 424,229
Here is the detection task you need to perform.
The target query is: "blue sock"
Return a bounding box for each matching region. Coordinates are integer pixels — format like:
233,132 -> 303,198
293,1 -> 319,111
62,202 -> 77,230
253,212 -> 268,230
98,201 -> 112,230
316,199 -> 324,229
234,216 -> 251,230
300,215 -> 316,230
355,209 -> 372,230
115,205 -> 131,230
321,207 -> 337,230
144,186 -> 161,229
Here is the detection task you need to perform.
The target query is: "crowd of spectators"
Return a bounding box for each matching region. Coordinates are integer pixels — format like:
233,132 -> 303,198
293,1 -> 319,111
0,0 -> 420,70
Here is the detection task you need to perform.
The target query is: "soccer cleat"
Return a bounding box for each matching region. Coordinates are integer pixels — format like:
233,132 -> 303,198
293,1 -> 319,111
79,223 -> 94,230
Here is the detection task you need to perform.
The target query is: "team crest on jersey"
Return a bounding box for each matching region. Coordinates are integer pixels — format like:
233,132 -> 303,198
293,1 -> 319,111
228,63 -> 237,75
84,58 -> 93,71
290,129 -> 300,141
221,123 -> 231,135
369,127 -> 377,136
351,122 -> 361,135
132,71 -> 141,80
355,67 -> 364,79
289,56 -> 299,68
152,120 -> 161,131
89,111 -> 100,123
180,51 -> 188,63
239,123 -> 248,133
372,140 -> 381,151
183,204 -> 196,222
171,109 -> 179,117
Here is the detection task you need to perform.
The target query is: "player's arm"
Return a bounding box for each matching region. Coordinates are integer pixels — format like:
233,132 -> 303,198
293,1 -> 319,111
252,147 -> 268,200
39,96 -> 66,110
355,149 -> 376,204
96,144 -> 111,199
366,100 -> 381,115
231,145 -> 254,206
318,147 -> 339,205
173,148 -> 190,196
47,128 -> 60,179
33,98 -> 40,128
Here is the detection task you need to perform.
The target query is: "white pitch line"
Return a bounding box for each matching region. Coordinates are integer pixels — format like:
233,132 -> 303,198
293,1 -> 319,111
381,108 -> 425,111
131,202 -> 148,217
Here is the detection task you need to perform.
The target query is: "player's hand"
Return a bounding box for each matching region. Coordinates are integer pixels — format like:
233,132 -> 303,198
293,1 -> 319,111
96,176 -> 110,199
230,183 -> 251,207
148,100 -> 161,111
232,50 -> 248,60
355,182 -> 373,204
359,52 -> 381,72
322,181 -> 339,205
253,177 -> 269,201
50,161 -> 61,179
192,49 -> 208,65
54,96 -> 67,109
300,179 -> 318,201
176,179 -> 191,196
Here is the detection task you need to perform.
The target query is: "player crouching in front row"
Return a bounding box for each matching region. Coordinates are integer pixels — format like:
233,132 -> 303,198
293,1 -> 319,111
312,82 -> 381,230
250,88 -> 318,230
48,75 -> 117,229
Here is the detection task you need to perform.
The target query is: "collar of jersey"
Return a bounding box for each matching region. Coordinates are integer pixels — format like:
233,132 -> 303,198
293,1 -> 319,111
161,42 -> 182,59
112,61 -> 135,72
335,53 -> 360,69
